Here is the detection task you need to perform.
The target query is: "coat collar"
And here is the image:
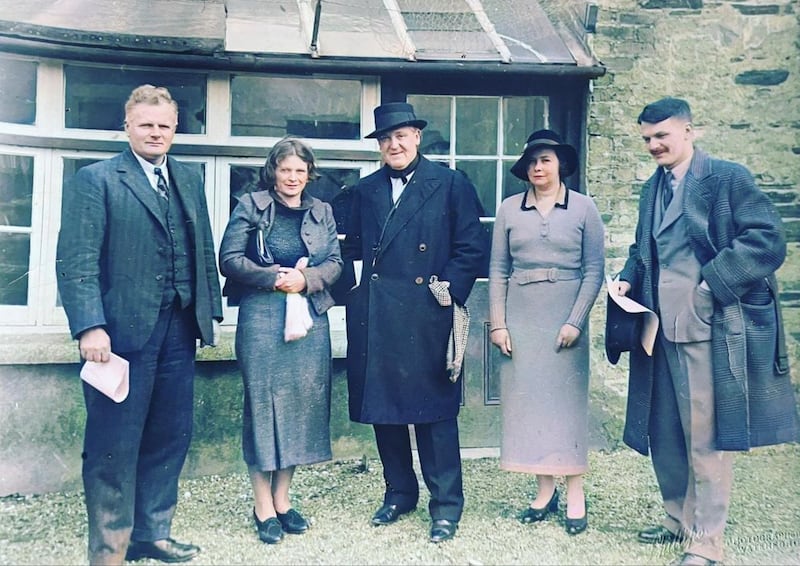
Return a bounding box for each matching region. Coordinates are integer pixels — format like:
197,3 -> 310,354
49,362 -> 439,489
250,188 -> 328,223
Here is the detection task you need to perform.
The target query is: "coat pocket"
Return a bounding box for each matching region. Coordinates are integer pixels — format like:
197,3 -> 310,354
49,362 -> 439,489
673,284 -> 713,343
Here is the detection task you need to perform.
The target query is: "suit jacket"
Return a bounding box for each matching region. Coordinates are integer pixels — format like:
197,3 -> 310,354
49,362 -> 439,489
619,148 -> 798,452
56,148 -> 223,352
340,156 -> 488,425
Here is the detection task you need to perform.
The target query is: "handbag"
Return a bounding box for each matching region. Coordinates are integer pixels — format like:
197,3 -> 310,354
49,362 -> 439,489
245,225 -> 273,266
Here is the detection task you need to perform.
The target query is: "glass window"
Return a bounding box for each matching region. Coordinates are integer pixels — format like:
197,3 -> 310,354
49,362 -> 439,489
456,98 -> 498,155
503,97 -> 548,155
64,65 -> 207,133
408,93 -> 548,218
0,57 -> 36,125
0,154 -> 34,305
230,76 -> 361,139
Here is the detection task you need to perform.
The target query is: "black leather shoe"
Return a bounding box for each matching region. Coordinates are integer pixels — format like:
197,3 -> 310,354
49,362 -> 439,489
125,538 -> 200,563
277,508 -> 309,534
430,519 -> 458,543
371,503 -> 416,526
565,498 -> 588,535
253,510 -> 284,544
520,489 -> 559,524
637,524 -> 684,545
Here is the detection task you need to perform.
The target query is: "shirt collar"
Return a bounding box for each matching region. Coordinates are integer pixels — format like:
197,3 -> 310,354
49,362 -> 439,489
521,183 -> 569,211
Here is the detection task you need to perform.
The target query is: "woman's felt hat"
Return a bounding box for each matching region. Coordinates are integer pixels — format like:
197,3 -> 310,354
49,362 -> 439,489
365,102 -> 428,139
510,129 -> 578,181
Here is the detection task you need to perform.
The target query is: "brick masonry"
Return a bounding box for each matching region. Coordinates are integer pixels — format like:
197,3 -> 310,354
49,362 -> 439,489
585,1 -> 799,394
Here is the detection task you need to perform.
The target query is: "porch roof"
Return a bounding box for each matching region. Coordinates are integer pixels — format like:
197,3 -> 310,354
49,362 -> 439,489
0,0 -> 604,77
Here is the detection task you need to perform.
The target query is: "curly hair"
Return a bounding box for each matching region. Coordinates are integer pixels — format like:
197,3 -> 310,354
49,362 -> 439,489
260,136 -> 320,189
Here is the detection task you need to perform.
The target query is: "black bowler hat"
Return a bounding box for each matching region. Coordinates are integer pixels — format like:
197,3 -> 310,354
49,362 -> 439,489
510,129 -> 579,181
605,293 -> 643,365
365,102 -> 428,139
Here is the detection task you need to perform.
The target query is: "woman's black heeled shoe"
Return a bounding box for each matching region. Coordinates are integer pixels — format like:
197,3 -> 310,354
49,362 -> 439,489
565,499 -> 588,535
520,489 -> 559,524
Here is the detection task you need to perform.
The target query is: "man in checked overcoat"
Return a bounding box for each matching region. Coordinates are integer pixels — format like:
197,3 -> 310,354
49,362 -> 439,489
339,102 -> 487,544
614,97 -> 798,566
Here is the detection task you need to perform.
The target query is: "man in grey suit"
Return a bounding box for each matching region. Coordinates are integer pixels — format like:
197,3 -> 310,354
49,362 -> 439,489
57,85 -> 223,565
614,97 -> 797,566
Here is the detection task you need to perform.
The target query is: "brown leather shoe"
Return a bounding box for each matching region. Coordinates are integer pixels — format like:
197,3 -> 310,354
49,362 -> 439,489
637,524 -> 684,544
125,538 -> 200,563
670,553 -> 718,566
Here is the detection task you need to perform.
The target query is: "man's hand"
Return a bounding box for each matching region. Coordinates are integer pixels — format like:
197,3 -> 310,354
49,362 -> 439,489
617,281 -> 632,296
79,327 -> 111,363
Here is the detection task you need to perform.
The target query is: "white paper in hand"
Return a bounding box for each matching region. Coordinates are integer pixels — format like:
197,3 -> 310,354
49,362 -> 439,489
80,352 -> 130,403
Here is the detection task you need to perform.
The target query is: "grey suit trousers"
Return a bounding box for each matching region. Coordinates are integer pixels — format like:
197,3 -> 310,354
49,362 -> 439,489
650,331 -> 733,562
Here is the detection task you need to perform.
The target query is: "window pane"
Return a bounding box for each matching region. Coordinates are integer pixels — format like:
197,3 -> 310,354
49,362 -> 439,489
503,161 -> 528,200
0,155 -> 33,227
455,160 -> 496,215
407,95 -> 451,154
64,65 -> 207,133
0,233 -> 30,305
0,57 -> 36,124
503,97 -> 548,155
231,76 -> 361,139
230,165 -> 261,212
456,98 -> 497,155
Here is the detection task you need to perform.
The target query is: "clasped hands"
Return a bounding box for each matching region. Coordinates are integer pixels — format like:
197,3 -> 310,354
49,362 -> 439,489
275,257 -> 308,294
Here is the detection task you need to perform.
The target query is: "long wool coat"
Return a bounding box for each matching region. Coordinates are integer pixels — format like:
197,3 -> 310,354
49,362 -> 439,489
619,148 -> 798,453
341,157 -> 487,425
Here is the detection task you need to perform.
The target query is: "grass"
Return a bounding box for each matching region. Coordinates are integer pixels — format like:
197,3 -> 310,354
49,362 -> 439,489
1,444 -> 799,565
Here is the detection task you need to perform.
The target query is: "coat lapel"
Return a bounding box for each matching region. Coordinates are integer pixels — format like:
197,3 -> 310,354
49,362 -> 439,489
118,149 -> 168,232
167,156 -> 198,226
379,159 -> 441,252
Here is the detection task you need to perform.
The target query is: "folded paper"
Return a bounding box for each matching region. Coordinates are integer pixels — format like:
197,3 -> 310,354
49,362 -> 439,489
80,352 -> 130,403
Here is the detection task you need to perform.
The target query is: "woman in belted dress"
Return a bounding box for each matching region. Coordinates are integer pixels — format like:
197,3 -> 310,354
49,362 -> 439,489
488,129 -> 604,535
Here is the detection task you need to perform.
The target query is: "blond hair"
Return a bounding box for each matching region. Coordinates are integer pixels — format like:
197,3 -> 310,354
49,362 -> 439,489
124,84 -> 179,117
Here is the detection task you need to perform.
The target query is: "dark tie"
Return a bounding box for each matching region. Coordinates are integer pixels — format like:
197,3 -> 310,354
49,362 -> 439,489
661,171 -> 673,212
153,167 -> 169,200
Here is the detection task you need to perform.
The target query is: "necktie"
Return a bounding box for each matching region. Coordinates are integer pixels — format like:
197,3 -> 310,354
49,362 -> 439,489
661,171 -> 673,212
154,167 -> 169,200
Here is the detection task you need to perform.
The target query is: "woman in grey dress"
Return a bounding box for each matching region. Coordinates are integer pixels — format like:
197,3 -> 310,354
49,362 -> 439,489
219,137 -> 342,544
489,130 -> 604,535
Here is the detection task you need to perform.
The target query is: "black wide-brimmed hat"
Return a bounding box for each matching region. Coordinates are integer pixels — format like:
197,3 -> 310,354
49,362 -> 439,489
365,102 -> 428,139
605,293 -> 643,365
510,129 -> 579,181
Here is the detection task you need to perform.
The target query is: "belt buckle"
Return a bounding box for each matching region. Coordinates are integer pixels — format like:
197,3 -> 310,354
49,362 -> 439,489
547,267 -> 558,282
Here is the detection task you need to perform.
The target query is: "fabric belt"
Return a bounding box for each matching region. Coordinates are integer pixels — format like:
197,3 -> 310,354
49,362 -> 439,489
511,267 -> 583,284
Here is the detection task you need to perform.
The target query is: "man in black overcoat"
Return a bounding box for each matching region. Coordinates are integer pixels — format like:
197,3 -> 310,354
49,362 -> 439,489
340,102 -> 487,543
56,85 -> 223,564
614,97 -> 797,566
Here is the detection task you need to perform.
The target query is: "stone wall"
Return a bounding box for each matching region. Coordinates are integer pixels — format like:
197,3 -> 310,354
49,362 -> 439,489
585,0 -> 800,394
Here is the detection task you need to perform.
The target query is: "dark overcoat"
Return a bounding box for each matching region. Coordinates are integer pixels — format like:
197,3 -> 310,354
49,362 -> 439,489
341,157 -> 487,424
56,148 -> 223,351
619,148 -> 798,453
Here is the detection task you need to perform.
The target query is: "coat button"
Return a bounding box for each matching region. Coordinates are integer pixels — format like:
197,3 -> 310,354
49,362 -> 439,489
371,273 -> 379,281
419,243 -> 427,252
155,275 -> 163,281
415,277 -> 424,285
